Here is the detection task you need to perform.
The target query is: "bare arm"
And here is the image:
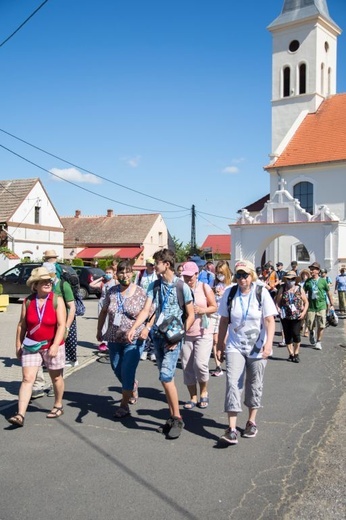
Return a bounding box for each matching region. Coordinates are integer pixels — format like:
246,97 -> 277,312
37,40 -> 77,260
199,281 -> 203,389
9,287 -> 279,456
89,277 -> 104,289
299,287 -> 309,320
15,301 -> 28,359
127,298 -> 152,342
49,296 -> 67,357
216,316 -> 229,361
262,315 -> 275,359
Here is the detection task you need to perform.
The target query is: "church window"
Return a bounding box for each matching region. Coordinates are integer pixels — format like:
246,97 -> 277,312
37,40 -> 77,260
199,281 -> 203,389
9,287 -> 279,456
293,181 -> 313,214
283,67 -> 290,97
299,63 -> 306,94
289,40 -> 300,53
324,41 -> 329,52
296,244 -> 310,262
34,206 -> 41,224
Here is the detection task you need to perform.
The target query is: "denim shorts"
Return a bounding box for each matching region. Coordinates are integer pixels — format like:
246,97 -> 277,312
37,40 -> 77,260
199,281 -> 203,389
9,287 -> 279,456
152,335 -> 181,383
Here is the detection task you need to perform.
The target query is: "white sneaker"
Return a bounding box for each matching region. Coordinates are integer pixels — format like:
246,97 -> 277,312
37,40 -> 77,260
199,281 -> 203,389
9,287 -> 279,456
140,352 -> 148,361
314,341 -> 322,350
149,353 -> 156,361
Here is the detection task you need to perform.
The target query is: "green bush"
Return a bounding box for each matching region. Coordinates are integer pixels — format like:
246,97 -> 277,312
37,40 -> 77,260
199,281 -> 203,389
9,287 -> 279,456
71,258 -> 84,266
0,283 -> 3,295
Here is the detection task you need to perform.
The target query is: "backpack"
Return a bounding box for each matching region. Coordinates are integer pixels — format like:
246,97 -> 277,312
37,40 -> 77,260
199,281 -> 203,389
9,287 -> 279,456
153,278 -> 193,323
227,284 -> 263,323
60,268 -> 85,317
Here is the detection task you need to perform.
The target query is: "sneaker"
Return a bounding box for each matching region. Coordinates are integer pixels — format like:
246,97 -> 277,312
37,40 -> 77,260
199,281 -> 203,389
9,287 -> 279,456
314,341 -> 322,350
166,416 -> 184,439
140,351 -> 148,361
31,388 -> 45,399
211,366 -> 223,377
149,353 -> 156,361
242,421 -> 258,438
98,342 -> 108,352
157,417 -> 174,434
220,428 -> 238,444
46,386 -> 55,397
309,330 -> 316,345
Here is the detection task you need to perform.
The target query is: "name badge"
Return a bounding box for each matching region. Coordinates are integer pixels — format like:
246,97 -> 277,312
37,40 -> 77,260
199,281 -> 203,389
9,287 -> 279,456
156,313 -> 165,326
113,313 -> 121,326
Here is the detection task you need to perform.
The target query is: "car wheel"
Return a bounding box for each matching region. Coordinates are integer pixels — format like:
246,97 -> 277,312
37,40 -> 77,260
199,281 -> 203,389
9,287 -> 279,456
79,286 -> 89,300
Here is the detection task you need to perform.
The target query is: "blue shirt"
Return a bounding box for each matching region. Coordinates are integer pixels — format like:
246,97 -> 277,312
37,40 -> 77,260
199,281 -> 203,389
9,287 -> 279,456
147,276 -> 193,322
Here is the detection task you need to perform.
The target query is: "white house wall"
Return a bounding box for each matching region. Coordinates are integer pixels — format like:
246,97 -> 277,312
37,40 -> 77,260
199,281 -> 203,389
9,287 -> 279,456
8,182 -> 64,261
142,215 -> 169,261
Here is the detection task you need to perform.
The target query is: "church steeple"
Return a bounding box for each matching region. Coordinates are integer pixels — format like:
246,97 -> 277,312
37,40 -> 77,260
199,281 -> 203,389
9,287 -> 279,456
268,0 -> 341,158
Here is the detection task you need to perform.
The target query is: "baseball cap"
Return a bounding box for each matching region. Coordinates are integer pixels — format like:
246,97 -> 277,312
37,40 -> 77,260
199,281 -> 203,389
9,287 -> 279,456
234,260 -> 255,274
181,261 -> 199,276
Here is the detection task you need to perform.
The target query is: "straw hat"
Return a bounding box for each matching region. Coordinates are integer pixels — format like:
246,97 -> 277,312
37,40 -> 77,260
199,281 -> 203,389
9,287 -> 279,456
43,249 -> 58,260
26,267 -> 52,287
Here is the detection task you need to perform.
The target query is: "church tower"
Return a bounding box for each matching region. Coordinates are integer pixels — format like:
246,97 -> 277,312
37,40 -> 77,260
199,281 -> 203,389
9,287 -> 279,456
267,0 -> 341,158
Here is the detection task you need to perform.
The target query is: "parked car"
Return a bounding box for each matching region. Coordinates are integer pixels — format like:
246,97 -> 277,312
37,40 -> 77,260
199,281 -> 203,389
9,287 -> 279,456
0,263 -> 77,301
72,266 -> 105,299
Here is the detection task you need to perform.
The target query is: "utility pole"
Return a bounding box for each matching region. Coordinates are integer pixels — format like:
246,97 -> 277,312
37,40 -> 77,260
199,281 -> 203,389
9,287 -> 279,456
190,204 -> 197,254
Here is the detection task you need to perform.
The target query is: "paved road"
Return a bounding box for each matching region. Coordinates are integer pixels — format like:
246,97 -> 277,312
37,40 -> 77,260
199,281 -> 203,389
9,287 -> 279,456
0,300 -> 345,520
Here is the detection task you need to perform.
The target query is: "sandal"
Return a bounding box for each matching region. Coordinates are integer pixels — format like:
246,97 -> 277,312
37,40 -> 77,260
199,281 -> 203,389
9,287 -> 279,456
183,400 -> 198,410
7,413 -> 25,427
198,395 -> 209,409
113,406 -> 130,419
46,406 -> 64,419
128,380 -> 138,405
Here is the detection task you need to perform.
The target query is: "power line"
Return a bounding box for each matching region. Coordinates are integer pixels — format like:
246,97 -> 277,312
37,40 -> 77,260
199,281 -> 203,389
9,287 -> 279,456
0,0 -> 50,49
0,142 -> 186,214
0,128 -> 189,211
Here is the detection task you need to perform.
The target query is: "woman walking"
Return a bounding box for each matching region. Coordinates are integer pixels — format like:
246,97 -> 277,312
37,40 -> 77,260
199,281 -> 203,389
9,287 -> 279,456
7,267 -> 66,427
217,260 -> 277,444
275,271 -> 309,362
180,262 -> 217,409
97,261 -> 149,418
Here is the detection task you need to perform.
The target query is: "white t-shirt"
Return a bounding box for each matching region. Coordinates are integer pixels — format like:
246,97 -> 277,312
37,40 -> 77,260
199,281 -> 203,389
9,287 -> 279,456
218,282 -> 277,359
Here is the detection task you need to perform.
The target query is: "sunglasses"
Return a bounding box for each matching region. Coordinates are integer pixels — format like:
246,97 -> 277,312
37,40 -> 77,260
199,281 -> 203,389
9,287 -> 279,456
235,272 -> 249,279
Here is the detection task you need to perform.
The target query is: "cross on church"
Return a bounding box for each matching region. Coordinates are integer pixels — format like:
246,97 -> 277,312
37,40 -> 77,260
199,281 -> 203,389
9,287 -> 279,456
278,177 -> 286,190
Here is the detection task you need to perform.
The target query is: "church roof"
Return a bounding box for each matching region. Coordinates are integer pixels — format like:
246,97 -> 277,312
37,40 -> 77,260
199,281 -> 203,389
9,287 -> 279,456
268,0 -> 339,31
266,93 -> 346,169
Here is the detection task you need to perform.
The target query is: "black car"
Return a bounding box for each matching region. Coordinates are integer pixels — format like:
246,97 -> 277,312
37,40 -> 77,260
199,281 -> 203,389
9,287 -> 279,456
0,263 -> 77,301
72,266 -> 105,299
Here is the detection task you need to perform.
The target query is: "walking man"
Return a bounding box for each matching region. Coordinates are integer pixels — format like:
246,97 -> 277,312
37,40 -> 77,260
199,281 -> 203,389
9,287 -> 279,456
304,262 -> 334,350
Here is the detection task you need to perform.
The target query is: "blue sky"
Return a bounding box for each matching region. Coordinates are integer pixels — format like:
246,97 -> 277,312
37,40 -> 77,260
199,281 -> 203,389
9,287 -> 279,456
0,0 -> 345,245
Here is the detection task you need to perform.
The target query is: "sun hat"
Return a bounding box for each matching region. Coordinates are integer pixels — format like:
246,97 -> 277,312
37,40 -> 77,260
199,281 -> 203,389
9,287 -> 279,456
43,249 -> 58,259
309,261 -> 321,270
145,257 -> 155,265
181,261 -> 199,276
26,267 -> 52,287
234,260 -> 255,274
283,270 -> 297,280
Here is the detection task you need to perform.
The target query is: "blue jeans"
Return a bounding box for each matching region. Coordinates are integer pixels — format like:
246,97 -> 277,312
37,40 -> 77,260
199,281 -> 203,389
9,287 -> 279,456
153,335 -> 181,383
108,339 -> 144,391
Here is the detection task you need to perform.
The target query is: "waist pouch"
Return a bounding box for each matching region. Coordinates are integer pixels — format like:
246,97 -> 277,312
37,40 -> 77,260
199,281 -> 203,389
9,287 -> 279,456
22,337 -> 48,352
157,316 -> 185,344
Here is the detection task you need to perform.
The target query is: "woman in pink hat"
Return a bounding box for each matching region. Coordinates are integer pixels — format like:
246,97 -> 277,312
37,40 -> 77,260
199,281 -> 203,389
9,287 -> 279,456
181,261 -> 217,409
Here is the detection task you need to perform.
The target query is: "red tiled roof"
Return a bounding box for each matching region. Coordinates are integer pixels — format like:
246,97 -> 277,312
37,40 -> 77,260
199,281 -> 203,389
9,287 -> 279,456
267,93 -> 346,169
201,235 -> 231,255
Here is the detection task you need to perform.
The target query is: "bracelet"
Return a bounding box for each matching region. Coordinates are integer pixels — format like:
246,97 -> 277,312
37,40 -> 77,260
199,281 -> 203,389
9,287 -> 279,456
66,326 -> 70,331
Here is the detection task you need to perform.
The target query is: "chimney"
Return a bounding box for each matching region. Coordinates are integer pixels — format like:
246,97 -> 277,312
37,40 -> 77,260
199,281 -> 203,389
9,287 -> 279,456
75,210 -> 81,218
107,209 -> 114,217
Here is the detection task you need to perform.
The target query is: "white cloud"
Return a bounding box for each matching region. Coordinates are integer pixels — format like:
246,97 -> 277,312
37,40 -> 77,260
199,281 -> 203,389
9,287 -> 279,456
222,165 -> 239,174
122,156 -> 141,168
49,167 -> 101,184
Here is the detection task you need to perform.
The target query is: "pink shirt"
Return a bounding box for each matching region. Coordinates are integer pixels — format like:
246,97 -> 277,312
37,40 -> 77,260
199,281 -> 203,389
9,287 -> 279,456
186,282 -> 213,337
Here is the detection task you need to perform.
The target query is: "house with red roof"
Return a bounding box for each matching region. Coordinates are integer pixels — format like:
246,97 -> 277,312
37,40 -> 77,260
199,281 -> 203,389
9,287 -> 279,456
231,0 -> 346,278
61,209 -> 171,266
200,234 -> 231,260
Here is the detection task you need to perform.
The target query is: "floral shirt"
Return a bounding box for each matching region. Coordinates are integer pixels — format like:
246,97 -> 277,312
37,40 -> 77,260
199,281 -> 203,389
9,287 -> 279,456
103,284 -> 147,344
280,286 -> 304,320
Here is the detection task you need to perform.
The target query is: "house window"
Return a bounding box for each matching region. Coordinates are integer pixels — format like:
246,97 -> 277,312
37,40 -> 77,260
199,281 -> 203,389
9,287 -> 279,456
283,67 -> 290,97
158,232 -> 163,246
296,244 -> 310,262
293,181 -> 313,214
299,63 -> 306,94
34,206 -> 40,224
